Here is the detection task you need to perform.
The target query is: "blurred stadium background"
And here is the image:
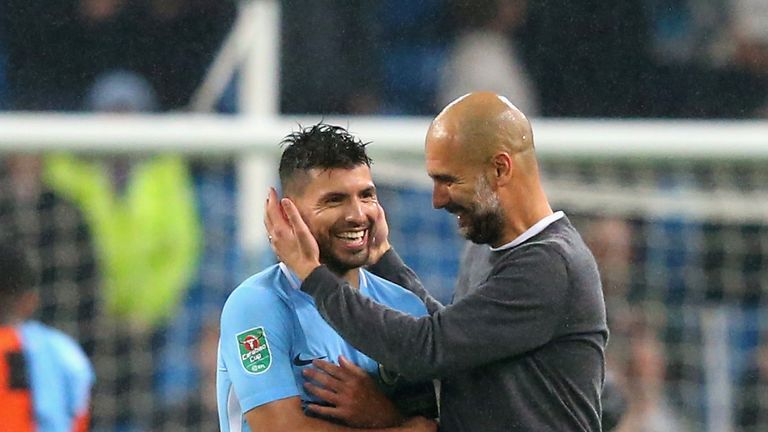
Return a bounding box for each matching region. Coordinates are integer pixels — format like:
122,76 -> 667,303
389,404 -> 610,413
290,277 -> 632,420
1,1 -> 768,431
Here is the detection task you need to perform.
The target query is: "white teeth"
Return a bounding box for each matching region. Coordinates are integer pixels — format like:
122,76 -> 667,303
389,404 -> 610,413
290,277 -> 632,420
338,231 -> 365,240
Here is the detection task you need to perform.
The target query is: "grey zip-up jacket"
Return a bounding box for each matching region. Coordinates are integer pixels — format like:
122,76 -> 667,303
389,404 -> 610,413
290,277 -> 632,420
301,216 -> 608,431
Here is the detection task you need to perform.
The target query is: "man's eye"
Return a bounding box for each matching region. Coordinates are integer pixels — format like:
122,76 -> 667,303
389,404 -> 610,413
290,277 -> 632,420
321,196 -> 344,206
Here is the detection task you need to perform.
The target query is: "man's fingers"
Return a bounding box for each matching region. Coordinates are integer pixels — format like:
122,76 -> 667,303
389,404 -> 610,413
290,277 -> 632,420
281,198 -> 316,246
338,355 -> 368,378
264,187 -> 286,236
376,202 -> 389,230
281,197 -> 322,268
264,189 -> 275,232
303,367 -> 341,392
303,382 -> 339,405
377,201 -> 387,220
280,197 -> 302,227
313,358 -> 352,381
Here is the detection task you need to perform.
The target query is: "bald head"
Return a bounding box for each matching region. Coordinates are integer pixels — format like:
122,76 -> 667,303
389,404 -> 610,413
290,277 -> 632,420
428,92 -> 533,163
425,92 -> 551,244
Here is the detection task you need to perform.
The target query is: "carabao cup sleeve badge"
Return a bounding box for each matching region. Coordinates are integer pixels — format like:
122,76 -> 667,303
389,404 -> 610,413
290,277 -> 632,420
237,327 -> 272,374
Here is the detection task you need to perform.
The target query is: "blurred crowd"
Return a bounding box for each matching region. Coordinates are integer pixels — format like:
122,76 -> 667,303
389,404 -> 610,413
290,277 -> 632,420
1,0 -> 767,117
2,1 -> 768,431
0,0 -> 237,112
581,213 -> 768,432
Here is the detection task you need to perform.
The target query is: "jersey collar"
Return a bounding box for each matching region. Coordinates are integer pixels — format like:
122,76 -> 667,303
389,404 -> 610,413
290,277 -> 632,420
490,211 -> 565,252
279,262 -> 369,292
279,263 -> 303,290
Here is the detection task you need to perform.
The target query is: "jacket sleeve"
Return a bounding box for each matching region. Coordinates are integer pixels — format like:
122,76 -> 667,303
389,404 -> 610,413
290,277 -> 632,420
303,244 -> 568,381
366,249 -> 443,314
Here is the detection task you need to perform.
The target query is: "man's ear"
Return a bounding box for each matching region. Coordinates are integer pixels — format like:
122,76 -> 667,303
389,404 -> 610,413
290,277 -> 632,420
491,152 -> 513,186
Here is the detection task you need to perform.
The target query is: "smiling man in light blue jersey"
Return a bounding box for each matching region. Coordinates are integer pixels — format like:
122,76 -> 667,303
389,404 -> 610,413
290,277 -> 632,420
217,124 -> 437,432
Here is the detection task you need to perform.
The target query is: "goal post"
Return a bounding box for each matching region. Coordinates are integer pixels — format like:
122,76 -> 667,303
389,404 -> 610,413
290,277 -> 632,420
3,114 -> 768,157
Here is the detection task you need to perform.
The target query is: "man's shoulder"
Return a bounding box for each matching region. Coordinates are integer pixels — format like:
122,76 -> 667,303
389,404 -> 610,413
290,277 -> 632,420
488,233 -> 576,288
510,217 -> 584,260
529,217 -> 597,270
222,264 -> 291,318
20,321 -> 93,378
363,270 -> 428,316
21,321 -> 82,353
363,269 -> 411,295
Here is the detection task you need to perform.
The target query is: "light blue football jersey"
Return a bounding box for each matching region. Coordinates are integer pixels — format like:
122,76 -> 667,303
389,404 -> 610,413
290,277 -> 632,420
216,264 -> 428,432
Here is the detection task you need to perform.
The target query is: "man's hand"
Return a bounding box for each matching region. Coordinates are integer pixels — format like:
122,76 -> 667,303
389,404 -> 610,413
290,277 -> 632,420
367,203 -> 392,266
304,356 -> 403,428
264,187 -> 321,280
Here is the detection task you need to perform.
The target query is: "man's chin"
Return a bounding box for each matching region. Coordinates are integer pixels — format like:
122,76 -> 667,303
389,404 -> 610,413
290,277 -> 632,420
462,225 -> 498,245
322,251 -> 369,274
458,224 -> 480,243
463,232 -> 483,244
346,254 -> 369,270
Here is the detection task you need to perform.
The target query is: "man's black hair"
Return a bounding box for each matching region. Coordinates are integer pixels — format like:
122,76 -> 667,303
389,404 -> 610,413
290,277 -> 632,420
0,243 -> 33,302
278,123 -> 372,195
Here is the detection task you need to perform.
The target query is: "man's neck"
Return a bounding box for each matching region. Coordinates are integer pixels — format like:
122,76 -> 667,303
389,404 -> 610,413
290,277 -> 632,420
493,210 -> 555,248
493,180 -> 546,243
335,267 -> 361,289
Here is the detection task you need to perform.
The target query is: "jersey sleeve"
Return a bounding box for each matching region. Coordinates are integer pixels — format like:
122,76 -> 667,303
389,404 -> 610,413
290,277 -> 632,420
219,284 -> 299,413
367,248 -> 443,314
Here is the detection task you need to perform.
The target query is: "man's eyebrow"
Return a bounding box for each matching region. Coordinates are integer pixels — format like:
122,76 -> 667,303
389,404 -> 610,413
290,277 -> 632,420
318,191 -> 348,202
430,173 -> 457,182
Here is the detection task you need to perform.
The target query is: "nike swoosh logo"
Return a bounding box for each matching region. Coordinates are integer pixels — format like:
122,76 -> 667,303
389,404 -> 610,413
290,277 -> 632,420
293,354 -> 326,366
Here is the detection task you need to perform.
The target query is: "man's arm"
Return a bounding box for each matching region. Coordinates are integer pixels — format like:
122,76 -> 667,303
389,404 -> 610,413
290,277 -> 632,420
302,356 -> 404,427
266,189 -> 568,381
245,397 -> 344,431
304,246 -> 568,381
364,204 -> 442,314
244,396 -> 436,432
367,249 -> 443,315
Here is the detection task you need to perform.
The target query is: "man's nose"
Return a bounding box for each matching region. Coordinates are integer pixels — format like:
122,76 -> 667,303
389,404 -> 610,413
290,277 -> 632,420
432,183 -> 449,209
345,199 -> 367,222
